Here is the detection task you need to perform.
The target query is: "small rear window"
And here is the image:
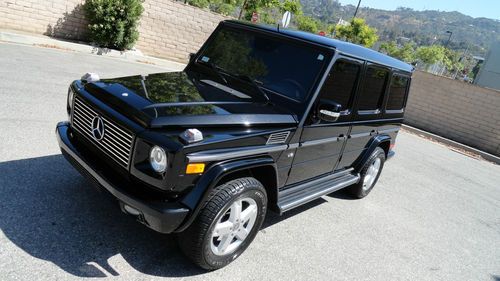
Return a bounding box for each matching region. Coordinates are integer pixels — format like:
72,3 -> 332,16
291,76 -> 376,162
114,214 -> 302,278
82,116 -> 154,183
386,75 -> 409,110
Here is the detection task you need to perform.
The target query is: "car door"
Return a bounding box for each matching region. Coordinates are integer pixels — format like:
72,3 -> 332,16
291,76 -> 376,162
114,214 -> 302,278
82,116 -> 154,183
337,63 -> 391,169
286,57 -> 363,185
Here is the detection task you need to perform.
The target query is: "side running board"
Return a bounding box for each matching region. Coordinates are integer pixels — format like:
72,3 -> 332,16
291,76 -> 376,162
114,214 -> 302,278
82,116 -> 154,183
277,172 -> 360,214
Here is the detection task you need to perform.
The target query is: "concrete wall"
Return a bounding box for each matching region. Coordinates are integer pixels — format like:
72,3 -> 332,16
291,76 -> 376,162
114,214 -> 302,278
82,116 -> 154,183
0,0 -> 228,62
405,71 -> 500,156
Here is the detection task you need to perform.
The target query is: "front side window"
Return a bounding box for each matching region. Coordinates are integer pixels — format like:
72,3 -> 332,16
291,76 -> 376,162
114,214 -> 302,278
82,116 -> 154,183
198,26 -> 328,102
357,66 -> 389,111
386,75 -> 409,110
318,60 -> 360,110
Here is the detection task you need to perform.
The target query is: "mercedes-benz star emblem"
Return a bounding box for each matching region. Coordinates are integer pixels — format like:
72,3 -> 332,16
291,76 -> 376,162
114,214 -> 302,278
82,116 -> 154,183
91,116 -> 105,141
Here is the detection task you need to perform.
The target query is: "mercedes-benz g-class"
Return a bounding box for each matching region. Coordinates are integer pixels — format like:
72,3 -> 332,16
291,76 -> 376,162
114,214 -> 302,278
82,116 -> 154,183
56,20 -> 413,269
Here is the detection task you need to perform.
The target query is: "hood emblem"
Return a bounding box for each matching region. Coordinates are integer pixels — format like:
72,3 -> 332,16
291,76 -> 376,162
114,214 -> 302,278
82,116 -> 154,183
91,116 -> 105,141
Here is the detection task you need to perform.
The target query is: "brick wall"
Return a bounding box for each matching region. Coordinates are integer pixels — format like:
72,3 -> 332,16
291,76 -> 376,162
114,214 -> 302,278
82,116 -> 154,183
405,71 -> 500,156
0,0 -> 228,62
136,0 -> 229,62
0,0 -> 88,40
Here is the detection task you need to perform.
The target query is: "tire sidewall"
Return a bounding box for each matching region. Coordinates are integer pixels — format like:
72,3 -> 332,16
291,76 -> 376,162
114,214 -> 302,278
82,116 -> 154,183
358,148 -> 386,197
201,185 -> 267,269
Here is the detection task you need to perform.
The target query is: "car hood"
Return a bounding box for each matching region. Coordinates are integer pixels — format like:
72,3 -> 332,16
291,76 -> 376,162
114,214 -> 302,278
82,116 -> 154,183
81,71 -> 298,128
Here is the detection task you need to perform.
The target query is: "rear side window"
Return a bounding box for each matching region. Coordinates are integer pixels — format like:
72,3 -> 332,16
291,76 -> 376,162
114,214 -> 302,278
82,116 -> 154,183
318,60 -> 360,110
386,75 -> 409,110
357,66 -> 389,111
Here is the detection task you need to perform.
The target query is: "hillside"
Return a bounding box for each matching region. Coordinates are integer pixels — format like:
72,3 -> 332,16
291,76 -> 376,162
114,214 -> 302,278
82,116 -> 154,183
301,0 -> 500,55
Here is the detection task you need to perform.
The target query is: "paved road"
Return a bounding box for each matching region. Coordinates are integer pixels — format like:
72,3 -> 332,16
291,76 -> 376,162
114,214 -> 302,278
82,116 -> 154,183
1,43 -> 499,281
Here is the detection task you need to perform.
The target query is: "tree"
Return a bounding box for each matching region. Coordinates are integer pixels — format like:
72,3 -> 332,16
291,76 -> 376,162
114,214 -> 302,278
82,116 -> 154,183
239,0 -> 301,21
380,41 -> 416,63
335,18 -> 378,47
84,0 -> 144,50
415,45 -> 445,65
188,0 -> 244,16
296,15 -> 319,33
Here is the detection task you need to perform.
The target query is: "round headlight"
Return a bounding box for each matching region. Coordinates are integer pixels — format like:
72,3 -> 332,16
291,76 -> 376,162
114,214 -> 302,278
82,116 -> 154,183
150,146 -> 167,173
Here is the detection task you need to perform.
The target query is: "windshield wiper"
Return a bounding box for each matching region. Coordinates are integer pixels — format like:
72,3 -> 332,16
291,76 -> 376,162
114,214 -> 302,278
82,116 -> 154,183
198,60 -> 269,102
233,74 -> 270,103
198,60 -> 228,85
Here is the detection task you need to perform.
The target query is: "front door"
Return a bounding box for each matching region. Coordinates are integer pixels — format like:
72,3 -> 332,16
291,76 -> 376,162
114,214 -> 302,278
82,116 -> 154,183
286,57 -> 363,185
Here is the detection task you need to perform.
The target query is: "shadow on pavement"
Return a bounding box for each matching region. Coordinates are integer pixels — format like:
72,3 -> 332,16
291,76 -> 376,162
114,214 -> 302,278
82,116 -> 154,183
0,155 -> 203,277
0,154 -> 334,277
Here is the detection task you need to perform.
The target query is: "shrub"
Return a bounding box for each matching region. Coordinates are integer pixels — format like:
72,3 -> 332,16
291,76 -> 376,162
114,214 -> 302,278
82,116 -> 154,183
84,0 -> 144,50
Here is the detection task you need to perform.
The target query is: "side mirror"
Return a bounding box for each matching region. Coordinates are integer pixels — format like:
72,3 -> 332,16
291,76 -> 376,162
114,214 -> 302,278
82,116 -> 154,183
188,53 -> 196,63
317,99 -> 342,122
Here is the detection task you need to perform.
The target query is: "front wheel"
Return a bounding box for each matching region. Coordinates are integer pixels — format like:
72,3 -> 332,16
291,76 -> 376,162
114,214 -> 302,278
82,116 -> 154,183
178,177 -> 267,270
347,147 -> 386,199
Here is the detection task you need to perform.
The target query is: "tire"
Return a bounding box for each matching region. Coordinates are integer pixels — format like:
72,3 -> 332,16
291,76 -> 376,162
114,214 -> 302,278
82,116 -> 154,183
347,147 -> 386,199
178,177 -> 267,270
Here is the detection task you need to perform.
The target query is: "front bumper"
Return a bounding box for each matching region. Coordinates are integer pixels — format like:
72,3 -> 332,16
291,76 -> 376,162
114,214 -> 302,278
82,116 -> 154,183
56,121 -> 189,233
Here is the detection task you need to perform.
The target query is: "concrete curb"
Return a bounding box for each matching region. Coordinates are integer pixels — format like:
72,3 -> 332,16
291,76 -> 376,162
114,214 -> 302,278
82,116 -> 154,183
402,124 -> 500,165
0,29 -> 186,71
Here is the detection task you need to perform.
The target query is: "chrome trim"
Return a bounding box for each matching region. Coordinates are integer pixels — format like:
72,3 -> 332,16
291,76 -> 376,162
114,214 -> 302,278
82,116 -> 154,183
385,109 -> 404,114
300,136 -> 340,148
187,144 -> 288,162
72,96 -> 134,168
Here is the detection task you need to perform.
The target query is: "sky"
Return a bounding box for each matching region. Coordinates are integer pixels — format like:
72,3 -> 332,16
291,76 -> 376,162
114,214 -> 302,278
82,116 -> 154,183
337,0 -> 500,20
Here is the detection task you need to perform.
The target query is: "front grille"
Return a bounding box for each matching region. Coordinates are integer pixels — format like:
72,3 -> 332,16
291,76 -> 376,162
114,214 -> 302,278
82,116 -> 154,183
71,96 -> 134,169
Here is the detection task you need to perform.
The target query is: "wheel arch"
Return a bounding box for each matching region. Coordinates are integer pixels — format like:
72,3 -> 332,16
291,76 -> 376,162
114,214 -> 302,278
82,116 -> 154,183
352,134 -> 391,173
176,157 -> 278,232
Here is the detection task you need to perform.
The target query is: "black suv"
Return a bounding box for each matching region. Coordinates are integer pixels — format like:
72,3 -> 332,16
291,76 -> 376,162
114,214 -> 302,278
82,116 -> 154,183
56,20 -> 413,269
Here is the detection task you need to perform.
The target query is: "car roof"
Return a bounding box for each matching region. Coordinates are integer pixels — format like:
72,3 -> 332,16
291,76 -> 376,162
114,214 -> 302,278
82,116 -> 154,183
224,20 -> 414,73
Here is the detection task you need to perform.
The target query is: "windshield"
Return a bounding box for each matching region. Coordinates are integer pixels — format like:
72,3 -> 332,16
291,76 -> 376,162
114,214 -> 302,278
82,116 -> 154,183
197,26 -> 328,102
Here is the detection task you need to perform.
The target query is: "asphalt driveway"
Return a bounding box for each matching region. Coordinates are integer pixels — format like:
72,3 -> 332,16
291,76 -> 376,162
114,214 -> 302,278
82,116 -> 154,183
1,43 -> 499,281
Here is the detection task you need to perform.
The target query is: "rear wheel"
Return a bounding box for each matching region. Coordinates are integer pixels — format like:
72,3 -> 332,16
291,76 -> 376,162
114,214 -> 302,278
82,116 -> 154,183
348,147 -> 386,198
178,177 -> 267,270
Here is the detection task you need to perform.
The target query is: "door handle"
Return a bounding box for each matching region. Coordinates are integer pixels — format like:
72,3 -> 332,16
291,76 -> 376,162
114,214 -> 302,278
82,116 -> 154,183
337,134 -> 346,141
369,130 -> 377,136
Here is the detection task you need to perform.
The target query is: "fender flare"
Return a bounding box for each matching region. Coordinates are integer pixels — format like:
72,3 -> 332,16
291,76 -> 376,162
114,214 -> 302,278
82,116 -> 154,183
352,134 -> 391,173
175,157 -> 278,232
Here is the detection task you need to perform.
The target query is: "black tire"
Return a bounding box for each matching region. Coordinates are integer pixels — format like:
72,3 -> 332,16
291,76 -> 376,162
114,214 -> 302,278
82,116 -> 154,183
178,177 -> 267,270
347,147 -> 386,199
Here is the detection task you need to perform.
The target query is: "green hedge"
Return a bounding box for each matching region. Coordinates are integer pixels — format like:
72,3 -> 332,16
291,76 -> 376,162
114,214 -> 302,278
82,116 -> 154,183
84,0 -> 144,50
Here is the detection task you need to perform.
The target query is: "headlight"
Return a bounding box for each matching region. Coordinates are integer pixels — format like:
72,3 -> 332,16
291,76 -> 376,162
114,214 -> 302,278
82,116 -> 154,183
67,87 -> 75,114
150,146 -> 167,173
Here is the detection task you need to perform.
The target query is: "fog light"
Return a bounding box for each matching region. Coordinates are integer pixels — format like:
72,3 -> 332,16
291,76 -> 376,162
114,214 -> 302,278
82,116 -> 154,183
150,146 -> 167,173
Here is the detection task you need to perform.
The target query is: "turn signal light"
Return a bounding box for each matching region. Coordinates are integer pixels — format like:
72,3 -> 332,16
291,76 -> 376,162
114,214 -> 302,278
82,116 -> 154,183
186,163 -> 205,174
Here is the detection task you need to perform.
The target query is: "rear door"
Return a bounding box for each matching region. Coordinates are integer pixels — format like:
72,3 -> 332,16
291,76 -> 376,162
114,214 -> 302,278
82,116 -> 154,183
337,63 -> 391,169
286,57 -> 363,185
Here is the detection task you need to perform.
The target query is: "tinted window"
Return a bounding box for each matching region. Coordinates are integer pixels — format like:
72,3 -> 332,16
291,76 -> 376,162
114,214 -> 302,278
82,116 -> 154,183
386,75 -> 409,110
199,27 -> 327,101
358,66 -> 389,111
319,60 -> 360,109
